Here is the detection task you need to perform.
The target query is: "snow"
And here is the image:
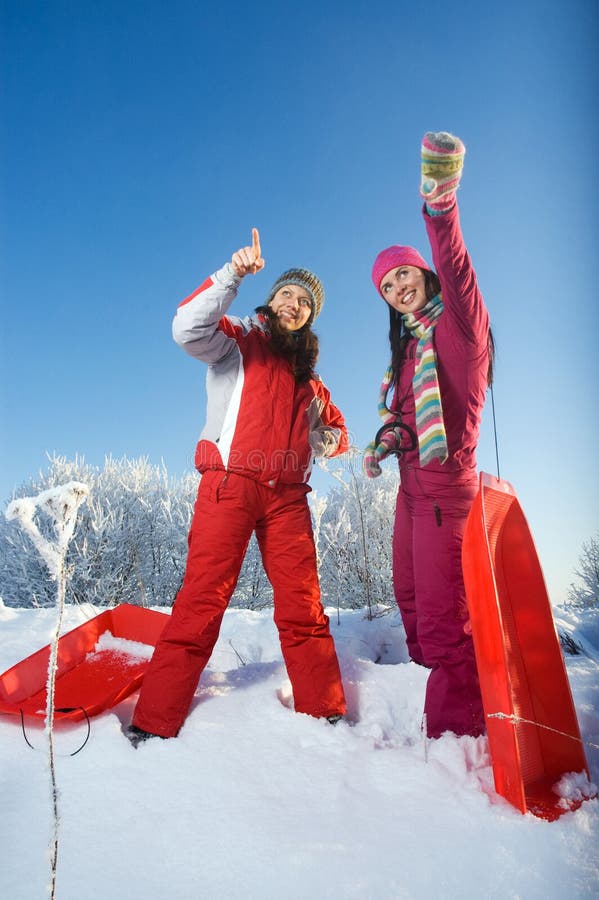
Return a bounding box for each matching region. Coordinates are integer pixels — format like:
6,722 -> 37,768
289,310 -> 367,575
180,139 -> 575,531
90,631 -> 155,662
1,602 -> 598,900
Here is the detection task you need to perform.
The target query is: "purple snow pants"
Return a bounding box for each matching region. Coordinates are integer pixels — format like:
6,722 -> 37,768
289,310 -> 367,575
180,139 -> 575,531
393,465 -> 485,739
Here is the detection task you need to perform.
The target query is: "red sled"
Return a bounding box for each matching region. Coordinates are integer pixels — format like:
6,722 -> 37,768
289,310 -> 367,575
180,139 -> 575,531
0,604 -> 168,723
462,472 -> 593,820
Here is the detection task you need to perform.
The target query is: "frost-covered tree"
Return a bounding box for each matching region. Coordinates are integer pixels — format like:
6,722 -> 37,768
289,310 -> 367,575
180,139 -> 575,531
566,532 -> 599,610
0,455 -> 197,608
316,451 -> 398,614
1,452 -> 400,612
230,534 -> 273,610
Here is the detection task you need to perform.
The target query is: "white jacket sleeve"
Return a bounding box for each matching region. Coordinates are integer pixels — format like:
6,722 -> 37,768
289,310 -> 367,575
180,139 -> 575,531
172,263 -> 243,364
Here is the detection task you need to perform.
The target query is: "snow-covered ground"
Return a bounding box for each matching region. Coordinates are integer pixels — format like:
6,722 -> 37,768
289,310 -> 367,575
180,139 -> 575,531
1,602 -> 598,900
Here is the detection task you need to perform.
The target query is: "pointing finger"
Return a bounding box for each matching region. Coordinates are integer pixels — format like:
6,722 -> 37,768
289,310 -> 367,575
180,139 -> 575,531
252,227 -> 261,260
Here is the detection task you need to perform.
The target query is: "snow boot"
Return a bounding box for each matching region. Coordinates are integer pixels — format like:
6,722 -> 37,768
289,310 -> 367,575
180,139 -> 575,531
126,724 -> 164,748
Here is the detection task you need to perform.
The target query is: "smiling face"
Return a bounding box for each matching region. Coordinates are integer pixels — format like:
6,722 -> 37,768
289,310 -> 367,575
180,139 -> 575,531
268,284 -> 313,331
379,265 -> 428,314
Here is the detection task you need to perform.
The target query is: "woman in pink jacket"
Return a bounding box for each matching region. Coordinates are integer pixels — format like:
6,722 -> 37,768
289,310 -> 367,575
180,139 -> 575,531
364,132 -> 493,739
128,230 -> 348,744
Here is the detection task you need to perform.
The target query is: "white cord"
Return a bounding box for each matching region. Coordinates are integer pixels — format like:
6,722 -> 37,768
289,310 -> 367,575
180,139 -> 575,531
487,712 -> 599,751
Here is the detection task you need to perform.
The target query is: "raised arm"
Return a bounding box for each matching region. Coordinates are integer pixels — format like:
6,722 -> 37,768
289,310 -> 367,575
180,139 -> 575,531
420,133 -> 488,343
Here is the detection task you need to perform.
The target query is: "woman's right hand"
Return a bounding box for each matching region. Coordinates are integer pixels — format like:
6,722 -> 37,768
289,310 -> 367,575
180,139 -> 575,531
231,227 -> 265,277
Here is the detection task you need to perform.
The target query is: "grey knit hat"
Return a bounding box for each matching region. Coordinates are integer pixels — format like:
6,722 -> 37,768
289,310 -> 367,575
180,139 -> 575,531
266,268 -> 324,322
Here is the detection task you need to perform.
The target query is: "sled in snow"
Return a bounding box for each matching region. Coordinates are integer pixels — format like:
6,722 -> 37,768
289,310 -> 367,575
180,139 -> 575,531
0,604 -> 168,723
462,472 -> 592,820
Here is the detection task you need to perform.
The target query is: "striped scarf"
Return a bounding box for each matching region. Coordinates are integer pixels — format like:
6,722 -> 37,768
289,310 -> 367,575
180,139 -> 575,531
376,365 -> 394,423
402,293 -> 448,466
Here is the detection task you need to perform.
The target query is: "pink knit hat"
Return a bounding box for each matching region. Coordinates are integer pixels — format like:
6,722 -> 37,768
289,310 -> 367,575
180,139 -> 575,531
371,246 -> 431,297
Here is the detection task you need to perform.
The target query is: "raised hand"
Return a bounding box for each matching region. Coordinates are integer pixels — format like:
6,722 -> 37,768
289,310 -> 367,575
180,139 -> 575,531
231,227 -> 265,277
420,132 -> 465,213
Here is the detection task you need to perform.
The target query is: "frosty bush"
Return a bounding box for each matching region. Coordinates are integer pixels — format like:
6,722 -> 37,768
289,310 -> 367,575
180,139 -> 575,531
316,451 -> 398,613
0,455 -> 196,608
229,533 -> 274,610
1,453 -> 399,611
566,532 -> 599,610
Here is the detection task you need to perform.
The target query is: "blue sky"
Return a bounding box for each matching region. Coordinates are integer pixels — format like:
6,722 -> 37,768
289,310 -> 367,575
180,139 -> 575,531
1,0 -> 598,603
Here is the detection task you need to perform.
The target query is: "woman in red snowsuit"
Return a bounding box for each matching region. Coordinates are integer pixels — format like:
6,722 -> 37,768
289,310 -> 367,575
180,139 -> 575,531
364,133 -> 493,739
129,230 -> 348,742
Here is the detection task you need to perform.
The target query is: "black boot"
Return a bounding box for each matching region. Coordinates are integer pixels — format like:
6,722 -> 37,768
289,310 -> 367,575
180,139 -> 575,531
326,714 -> 344,726
126,725 -> 163,748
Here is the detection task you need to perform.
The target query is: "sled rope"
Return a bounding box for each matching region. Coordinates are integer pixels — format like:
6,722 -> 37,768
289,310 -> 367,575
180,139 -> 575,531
487,712 -> 599,751
489,383 -> 501,480
20,708 -> 91,756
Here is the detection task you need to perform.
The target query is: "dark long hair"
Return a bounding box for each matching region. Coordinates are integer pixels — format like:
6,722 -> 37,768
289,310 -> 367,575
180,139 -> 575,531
388,268 -> 495,387
256,305 -> 319,383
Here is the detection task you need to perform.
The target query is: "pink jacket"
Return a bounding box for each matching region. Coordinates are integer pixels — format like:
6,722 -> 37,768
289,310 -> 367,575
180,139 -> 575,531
391,204 -> 490,472
173,264 -> 348,486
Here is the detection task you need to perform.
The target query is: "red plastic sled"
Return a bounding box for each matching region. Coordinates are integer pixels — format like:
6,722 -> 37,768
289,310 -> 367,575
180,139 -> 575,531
462,472 -> 591,820
0,604 -> 168,723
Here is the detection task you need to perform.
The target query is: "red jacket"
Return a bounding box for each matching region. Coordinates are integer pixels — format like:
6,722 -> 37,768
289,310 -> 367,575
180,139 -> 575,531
173,264 -> 349,486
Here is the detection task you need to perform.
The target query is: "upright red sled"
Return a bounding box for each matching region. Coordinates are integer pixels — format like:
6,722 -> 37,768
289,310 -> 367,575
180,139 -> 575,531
462,472 -> 592,820
0,604 -> 168,723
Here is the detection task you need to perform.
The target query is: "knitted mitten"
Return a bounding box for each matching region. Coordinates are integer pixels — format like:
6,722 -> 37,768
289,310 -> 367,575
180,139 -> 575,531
363,440 -> 388,479
362,441 -> 383,479
362,429 -> 402,479
420,131 -> 465,214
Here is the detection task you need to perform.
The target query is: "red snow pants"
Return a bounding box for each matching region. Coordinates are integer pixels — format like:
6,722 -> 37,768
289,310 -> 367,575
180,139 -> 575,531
133,470 -> 346,737
393,465 -> 484,739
